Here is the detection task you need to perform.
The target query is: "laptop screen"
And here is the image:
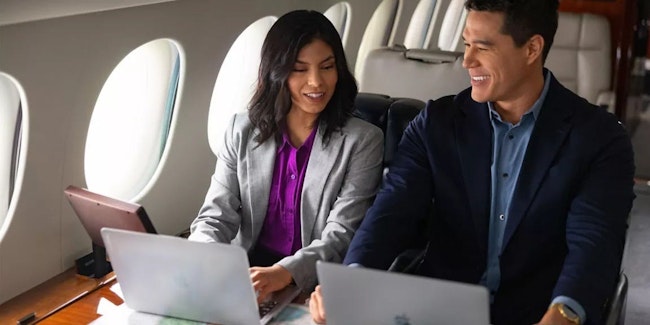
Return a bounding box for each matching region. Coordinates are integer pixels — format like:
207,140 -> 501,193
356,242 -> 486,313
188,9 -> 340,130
316,261 -> 490,324
100,228 -> 300,325
64,185 -> 157,247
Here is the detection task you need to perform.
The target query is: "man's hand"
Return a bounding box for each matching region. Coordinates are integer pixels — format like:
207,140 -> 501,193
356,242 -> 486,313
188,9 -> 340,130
309,285 -> 327,324
249,264 -> 293,303
535,305 -> 578,325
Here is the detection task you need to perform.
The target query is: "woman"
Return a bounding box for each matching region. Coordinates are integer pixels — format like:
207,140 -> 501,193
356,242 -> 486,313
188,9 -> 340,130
188,10 -> 383,301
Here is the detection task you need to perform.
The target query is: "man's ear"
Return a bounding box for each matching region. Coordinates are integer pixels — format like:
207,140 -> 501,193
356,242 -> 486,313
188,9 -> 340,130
527,34 -> 544,65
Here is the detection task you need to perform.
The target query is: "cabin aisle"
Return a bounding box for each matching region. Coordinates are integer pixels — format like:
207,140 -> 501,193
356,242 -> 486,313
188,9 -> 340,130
625,93 -> 650,324
631,94 -> 650,178
625,184 -> 650,325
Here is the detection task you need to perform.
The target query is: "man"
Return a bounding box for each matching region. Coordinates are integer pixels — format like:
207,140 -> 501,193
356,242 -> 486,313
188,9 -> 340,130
309,0 -> 635,324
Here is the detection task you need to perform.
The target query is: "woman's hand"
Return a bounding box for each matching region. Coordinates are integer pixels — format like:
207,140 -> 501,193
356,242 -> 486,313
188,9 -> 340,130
308,285 -> 327,324
249,264 -> 293,303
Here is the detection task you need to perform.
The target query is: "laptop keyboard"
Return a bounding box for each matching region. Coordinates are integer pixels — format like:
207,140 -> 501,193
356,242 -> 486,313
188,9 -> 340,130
259,300 -> 279,316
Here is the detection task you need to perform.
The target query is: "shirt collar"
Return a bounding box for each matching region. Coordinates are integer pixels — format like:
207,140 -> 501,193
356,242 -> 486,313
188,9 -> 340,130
278,123 -> 319,153
488,70 -> 551,123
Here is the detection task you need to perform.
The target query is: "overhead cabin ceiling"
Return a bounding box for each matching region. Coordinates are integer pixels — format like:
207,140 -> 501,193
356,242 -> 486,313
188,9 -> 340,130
0,0 -> 175,26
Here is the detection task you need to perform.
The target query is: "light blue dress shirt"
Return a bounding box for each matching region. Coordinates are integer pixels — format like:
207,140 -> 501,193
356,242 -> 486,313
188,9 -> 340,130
480,71 -> 585,323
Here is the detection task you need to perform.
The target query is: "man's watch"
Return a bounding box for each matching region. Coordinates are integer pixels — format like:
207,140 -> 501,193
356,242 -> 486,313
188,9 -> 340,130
550,303 -> 581,324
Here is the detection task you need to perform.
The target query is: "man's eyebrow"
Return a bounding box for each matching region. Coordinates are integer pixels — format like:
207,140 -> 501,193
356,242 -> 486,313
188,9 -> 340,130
462,37 -> 495,47
474,39 -> 494,46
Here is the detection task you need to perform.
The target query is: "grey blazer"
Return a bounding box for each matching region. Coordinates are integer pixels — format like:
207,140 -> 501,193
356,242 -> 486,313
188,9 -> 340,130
189,113 -> 383,290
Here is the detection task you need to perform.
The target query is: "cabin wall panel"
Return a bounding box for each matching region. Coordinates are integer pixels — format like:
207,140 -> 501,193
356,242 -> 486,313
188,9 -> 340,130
0,17 -> 87,303
0,0 -> 382,305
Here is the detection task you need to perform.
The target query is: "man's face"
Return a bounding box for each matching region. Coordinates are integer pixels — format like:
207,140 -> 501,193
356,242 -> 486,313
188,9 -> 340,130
461,10 -> 535,106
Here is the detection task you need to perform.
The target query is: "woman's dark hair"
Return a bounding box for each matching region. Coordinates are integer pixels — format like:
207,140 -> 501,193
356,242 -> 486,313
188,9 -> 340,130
249,10 -> 358,144
464,0 -> 559,63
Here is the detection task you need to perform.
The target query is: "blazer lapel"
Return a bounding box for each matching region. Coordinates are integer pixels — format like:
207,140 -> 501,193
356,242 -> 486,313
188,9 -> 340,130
502,79 -> 574,249
246,130 -> 277,238
455,98 -> 492,256
300,122 -> 344,246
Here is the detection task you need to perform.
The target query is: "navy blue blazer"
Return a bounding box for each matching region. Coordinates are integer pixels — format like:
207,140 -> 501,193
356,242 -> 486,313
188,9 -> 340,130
344,74 -> 635,324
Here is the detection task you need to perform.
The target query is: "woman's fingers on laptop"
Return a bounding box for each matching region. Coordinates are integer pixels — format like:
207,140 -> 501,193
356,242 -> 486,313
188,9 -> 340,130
250,276 -> 269,302
249,265 -> 294,303
309,285 -> 327,324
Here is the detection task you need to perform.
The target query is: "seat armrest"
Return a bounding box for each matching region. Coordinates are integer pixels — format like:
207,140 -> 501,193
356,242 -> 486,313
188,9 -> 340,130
387,249 -> 426,274
603,272 -> 628,325
404,48 -> 464,63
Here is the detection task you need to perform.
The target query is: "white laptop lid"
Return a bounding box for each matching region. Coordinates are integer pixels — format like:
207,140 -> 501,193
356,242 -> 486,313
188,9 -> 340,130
101,228 -> 261,325
316,261 -> 490,325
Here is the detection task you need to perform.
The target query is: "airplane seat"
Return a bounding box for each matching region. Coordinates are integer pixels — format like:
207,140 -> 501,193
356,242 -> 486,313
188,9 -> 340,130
207,16 -> 277,156
353,93 -> 425,176
324,2 -> 352,47
546,12 -> 614,113
603,272 -> 628,325
357,0 -> 469,101
384,97 -> 427,170
354,0 -> 403,79
403,0 -> 467,51
435,0 -> 467,52
402,0 -> 443,49
358,46 -> 469,102
353,93 -> 430,265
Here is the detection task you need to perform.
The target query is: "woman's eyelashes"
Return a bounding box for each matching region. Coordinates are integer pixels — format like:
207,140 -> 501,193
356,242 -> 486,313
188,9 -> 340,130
291,64 -> 335,73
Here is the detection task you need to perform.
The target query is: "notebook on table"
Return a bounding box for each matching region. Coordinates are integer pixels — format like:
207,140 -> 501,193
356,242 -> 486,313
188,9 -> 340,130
316,261 -> 490,325
100,228 -> 301,325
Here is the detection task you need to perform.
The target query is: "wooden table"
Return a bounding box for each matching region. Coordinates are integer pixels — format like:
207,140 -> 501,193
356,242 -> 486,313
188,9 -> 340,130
35,282 -> 311,325
0,268 -> 116,324
37,278 -> 122,324
1,268 -> 311,324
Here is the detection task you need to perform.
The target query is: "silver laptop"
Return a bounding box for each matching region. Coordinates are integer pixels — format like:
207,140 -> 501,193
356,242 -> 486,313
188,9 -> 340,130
101,228 -> 301,325
316,261 -> 490,325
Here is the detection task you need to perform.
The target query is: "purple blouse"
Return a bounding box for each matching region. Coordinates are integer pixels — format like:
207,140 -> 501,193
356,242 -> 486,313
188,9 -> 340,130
256,125 -> 318,256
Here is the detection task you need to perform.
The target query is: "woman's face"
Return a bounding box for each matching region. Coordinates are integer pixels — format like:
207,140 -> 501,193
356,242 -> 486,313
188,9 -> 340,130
287,39 -> 338,120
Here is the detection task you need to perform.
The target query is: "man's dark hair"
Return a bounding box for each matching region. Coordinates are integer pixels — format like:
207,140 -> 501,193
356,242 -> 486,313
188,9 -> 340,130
249,10 -> 357,144
464,0 -> 559,62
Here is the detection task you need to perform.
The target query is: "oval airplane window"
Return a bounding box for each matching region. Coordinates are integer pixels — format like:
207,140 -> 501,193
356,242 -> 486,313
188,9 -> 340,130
207,16 -> 277,155
85,39 -> 183,201
0,73 -> 29,239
